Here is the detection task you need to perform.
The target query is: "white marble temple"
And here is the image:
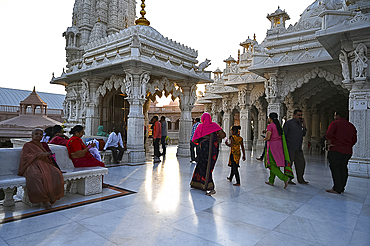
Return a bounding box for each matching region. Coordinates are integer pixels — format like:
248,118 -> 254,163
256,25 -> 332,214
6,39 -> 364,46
1,145 -> 370,246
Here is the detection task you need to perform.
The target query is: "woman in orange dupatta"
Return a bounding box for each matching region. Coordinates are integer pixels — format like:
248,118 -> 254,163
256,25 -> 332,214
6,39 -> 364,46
18,129 -> 64,209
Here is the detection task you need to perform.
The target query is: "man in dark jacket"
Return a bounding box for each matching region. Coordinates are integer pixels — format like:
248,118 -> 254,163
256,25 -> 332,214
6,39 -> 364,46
283,109 -> 309,184
326,110 -> 357,194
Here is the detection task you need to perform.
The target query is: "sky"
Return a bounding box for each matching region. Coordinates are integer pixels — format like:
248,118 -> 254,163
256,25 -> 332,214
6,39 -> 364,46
0,0 -> 315,100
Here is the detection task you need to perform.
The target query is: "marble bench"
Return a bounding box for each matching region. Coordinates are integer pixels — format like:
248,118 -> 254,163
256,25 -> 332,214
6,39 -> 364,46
0,145 -> 108,207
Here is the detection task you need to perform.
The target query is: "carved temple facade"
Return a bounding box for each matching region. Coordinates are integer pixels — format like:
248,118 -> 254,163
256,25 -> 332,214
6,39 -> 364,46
51,0 -> 212,164
198,0 -> 370,178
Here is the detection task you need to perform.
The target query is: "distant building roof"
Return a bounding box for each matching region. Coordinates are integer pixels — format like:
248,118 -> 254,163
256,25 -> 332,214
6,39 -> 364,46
0,87 -> 65,109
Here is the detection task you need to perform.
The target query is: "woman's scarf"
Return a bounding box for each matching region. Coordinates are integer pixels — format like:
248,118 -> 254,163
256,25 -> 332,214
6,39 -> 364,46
264,128 -> 294,179
192,113 -> 222,141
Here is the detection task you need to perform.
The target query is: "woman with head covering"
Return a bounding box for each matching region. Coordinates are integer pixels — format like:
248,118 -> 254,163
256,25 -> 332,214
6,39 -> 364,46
18,129 -> 64,209
190,113 -> 226,196
97,125 -> 109,137
264,112 -> 293,189
49,125 -> 69,145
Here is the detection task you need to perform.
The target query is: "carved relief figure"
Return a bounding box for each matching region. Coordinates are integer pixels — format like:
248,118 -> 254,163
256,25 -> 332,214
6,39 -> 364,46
140,72 -> 150,98
339,50 -> 350,81
354,43 -> 368,78
188,85 -> 197,107
268,76 -> 278,98
71,102 -> 76,118
81,78 -> 90,105
125,73 -> 133,97
238,89 -> 246,106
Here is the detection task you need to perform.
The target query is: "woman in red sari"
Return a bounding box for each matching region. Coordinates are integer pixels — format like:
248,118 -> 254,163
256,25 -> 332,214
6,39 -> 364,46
66,125 -> 105,168
18,129 -> 64,209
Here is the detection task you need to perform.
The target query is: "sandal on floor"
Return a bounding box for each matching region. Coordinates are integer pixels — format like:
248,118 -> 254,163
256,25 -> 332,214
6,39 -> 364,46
233,183 -> 240,186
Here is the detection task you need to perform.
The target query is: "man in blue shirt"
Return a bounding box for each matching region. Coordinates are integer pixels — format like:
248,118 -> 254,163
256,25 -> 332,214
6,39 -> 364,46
283,109 -> 309,184
190,118 -> 200,163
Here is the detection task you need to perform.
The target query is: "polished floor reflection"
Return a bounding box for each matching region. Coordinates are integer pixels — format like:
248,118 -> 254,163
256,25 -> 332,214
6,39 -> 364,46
0,145 -> 369,246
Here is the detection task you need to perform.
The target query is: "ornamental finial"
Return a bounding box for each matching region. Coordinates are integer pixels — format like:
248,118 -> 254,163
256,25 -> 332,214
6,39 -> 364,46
135,0 -> 150,26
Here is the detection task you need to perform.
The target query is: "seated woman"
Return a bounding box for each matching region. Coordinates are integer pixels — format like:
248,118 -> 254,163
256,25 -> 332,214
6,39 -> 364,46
66,125 -> 105,168
18,128 -> 64,209
49,125 -> 69,145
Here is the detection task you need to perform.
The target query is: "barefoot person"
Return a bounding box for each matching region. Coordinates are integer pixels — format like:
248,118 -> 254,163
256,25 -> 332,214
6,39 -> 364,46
264,113 -> 293,189
18,129 -> 64,209
226,126 -> 246,186
190,113 -> 226,196
326,110 -> 357,194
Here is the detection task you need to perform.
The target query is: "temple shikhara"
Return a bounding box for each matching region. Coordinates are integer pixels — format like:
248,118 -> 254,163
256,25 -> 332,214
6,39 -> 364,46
51,0 -> 370,177
51,0 -> 212,164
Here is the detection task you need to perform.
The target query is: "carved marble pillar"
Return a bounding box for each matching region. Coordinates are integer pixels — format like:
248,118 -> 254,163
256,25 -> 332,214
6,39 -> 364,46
84,77 -> 104,136
302,108 -> 312,151
346,43 -> 370,178
238,87 -> 252,150
311,111 -> 320,152
211,102 -> 218,123
320,113 -> 328,138
143,99 -> 150,149
240,107 -> 252,150
257,107 -> 267,147
177,84 -> 196,157
124,69 -> 147,164
223,110 -> 231,138
222,96 -> 231,138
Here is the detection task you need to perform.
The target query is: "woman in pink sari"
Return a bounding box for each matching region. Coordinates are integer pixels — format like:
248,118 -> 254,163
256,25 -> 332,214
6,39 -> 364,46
190,113 -> 226,196
264,112 -> 293,189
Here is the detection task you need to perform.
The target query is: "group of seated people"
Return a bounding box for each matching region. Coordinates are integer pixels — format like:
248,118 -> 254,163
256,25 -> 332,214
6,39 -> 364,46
17,124 -> 121,209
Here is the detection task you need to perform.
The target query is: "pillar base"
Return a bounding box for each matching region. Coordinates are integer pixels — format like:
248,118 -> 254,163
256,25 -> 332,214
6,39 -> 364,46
245,140 -> 253,150
177,143 -> 190,157
127,149 -> 146,165
348,158 -> 370,179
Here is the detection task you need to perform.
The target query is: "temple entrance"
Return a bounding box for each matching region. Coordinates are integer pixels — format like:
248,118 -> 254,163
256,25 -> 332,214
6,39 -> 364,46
101,90 -> 130,142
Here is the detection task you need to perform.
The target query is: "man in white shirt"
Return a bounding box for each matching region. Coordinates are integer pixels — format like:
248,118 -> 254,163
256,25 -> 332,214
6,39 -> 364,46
103,127 -> 124,164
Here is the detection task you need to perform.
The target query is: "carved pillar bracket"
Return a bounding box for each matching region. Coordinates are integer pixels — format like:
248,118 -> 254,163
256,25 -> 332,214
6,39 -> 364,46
177,84 -> 197,157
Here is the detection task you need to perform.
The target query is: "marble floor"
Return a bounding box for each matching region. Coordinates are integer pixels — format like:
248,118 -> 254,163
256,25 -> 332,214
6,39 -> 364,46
0,145 -> 369,246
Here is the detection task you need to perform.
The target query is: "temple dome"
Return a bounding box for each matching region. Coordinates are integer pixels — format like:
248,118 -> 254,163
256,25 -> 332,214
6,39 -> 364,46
298,0 -> 344,23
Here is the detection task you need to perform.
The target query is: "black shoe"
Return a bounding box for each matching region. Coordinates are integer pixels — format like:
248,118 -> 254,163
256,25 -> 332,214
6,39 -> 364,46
288,181 -> 296,185
256,157 -> 263,161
